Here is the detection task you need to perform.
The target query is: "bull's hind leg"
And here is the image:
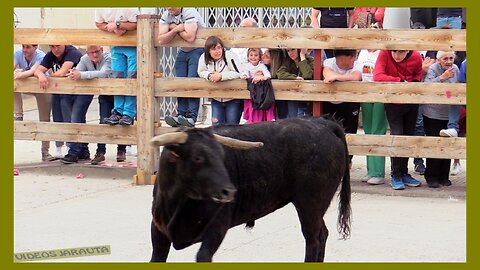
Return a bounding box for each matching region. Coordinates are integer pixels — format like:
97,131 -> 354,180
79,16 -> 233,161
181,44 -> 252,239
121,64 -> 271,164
316,220 -> 329,262
294,203 -> 329,262
150,221 -> 171,262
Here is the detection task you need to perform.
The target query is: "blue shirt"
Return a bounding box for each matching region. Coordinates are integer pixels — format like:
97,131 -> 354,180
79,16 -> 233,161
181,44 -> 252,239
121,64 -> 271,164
14,48 -> 45,71
457,59 -> 466,83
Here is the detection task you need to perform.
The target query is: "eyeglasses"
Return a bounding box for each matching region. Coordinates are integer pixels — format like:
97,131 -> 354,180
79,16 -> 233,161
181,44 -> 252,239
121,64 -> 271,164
87,49 -> 101,55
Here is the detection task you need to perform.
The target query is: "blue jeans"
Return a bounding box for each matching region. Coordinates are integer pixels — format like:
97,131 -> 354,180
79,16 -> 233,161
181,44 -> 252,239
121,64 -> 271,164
61,94 -> 94,156
111,46 -> 137,118
447,105 -> 460,131
174,48 -> 204,122
287,101 -> 308,118
276,100 -> 288,119
97,95 -> 126,154
436,16 -> 462,29
211,99 -> 243,126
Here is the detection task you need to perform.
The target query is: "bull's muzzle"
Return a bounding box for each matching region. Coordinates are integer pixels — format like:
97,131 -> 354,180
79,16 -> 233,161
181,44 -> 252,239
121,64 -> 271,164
211,187 -> 237,203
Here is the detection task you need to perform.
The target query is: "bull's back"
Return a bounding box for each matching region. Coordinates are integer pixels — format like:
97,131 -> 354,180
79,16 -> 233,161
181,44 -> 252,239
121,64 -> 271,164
211,118 -> 347,226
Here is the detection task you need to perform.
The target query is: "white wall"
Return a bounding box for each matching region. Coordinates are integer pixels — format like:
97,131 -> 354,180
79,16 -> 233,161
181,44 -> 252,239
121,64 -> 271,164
14,8 -> 97,29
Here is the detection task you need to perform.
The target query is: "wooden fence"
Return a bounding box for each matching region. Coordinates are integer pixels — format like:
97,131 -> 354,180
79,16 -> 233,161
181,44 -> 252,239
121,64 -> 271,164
14,15 -> 466,185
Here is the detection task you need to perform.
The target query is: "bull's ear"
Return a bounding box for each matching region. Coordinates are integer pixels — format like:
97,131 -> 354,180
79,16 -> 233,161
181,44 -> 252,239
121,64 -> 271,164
167,151 -> 179,163
165,145 -> 183,162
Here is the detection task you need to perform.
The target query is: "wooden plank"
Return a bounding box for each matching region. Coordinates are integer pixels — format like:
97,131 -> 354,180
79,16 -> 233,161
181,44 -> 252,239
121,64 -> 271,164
13,122 -> 466,159
154,78 -> 466,105
14,28 -> 136,46
14,77 -> 136,96
14,121 -> 137,145
346,134 -> 466,159
15,77 -> 466,105
15,28 -> 466,51
136,15 -> 158,185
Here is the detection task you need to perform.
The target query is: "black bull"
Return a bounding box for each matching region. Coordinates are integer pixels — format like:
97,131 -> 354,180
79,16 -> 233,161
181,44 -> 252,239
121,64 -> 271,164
150,117 -> 351,262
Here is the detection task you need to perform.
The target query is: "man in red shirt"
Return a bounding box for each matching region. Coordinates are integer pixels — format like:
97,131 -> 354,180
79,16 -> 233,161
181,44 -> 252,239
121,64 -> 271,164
373,50 -> 423,190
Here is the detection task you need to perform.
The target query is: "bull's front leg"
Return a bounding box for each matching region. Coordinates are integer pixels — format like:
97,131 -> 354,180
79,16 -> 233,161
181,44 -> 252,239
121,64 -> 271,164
150,221 -> 171,262
196,219 -> 229,262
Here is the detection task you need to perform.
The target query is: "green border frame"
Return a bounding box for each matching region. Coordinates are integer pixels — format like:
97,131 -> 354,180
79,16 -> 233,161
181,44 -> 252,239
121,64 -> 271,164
3,1 -> 477,269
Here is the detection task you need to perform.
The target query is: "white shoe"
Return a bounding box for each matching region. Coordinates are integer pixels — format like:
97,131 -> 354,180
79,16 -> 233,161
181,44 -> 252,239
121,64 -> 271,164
126,145 -> 137,156
439,128 -> 458,137
55,146 -> 64,159
450,163 -> 462,175
361,175 -> 372,182
367,177 -> 385,185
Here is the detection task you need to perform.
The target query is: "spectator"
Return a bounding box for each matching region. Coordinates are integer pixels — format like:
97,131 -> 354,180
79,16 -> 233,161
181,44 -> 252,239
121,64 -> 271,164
322,49 -> 362,164
96,8 -> 139,126
66,45 -> 127,164
230,17 -> 257,65
311,8 -> 354,58
436,8 -> 463,29
438,53 -> 461,139
230,17 -> 261,123
373,49 -> 423,190
198,36 -> 243,125
357,48 -> 387,184
158,7 -> 204,127
451,58 -> 466,175
33,44 -> 83,159
262,48 -> 289,119
423,51 -> 459,188
14,44 -> 55,162
241,48 -> 275,123
410,8 -> 437,29
351,8 -> 385,29
277,48 -> 314,118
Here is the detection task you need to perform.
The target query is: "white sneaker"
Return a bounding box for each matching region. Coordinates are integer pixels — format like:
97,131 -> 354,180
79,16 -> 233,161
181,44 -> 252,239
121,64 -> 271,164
126,145 -> 137,156
450,162 -> 462,175
439,128 -> 458,137
55,146 -> 64,158
361,175 -> 372,182
367,177 -> 385,185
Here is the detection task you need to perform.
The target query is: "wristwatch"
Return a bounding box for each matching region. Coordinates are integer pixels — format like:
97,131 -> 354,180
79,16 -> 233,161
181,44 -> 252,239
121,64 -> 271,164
116,20 -> 121,29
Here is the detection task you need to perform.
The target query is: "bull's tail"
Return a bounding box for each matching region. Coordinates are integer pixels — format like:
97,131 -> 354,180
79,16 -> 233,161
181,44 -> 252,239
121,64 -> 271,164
336,124 -> 352,240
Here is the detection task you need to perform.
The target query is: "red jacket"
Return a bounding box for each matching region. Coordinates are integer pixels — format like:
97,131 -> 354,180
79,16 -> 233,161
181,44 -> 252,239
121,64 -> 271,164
373,50 -> 423,82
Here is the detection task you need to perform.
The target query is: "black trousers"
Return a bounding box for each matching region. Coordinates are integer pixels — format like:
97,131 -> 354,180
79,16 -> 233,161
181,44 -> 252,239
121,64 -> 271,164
323,102 -> 360,162
323,102 -> 360,134
385,104 -> 419,176
423,115 -> 451,185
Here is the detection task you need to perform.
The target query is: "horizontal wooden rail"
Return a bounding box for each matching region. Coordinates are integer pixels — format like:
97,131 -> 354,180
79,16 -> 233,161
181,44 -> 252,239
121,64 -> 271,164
14,27 -> 466,51
13,122 -> 466,160
15,77 -> 466,105
155,78 -> 466,105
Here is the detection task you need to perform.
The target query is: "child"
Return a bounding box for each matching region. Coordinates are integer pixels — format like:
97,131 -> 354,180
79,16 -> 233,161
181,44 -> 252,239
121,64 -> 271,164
241,48 -> 275,123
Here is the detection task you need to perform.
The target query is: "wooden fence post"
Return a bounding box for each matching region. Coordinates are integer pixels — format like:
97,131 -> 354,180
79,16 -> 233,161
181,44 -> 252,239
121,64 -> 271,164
135,15 -> 159,185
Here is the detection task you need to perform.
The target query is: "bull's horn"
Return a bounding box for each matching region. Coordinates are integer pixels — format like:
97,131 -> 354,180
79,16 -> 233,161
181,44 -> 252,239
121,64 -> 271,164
213,134 -> 264,150
150,132 -> 188,147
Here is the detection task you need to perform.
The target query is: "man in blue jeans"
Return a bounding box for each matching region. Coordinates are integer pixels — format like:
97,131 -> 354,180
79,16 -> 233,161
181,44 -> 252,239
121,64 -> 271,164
34,44 -> 83,160
65,45 -> 127,164
158,7 -> 204,127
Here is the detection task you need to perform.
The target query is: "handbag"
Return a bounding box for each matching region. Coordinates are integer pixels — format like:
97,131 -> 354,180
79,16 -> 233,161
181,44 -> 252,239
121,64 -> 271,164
355,9 -> 375,29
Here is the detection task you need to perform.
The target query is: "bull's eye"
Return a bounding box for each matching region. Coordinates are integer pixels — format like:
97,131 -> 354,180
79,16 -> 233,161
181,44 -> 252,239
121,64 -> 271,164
192,155 -> 205,164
